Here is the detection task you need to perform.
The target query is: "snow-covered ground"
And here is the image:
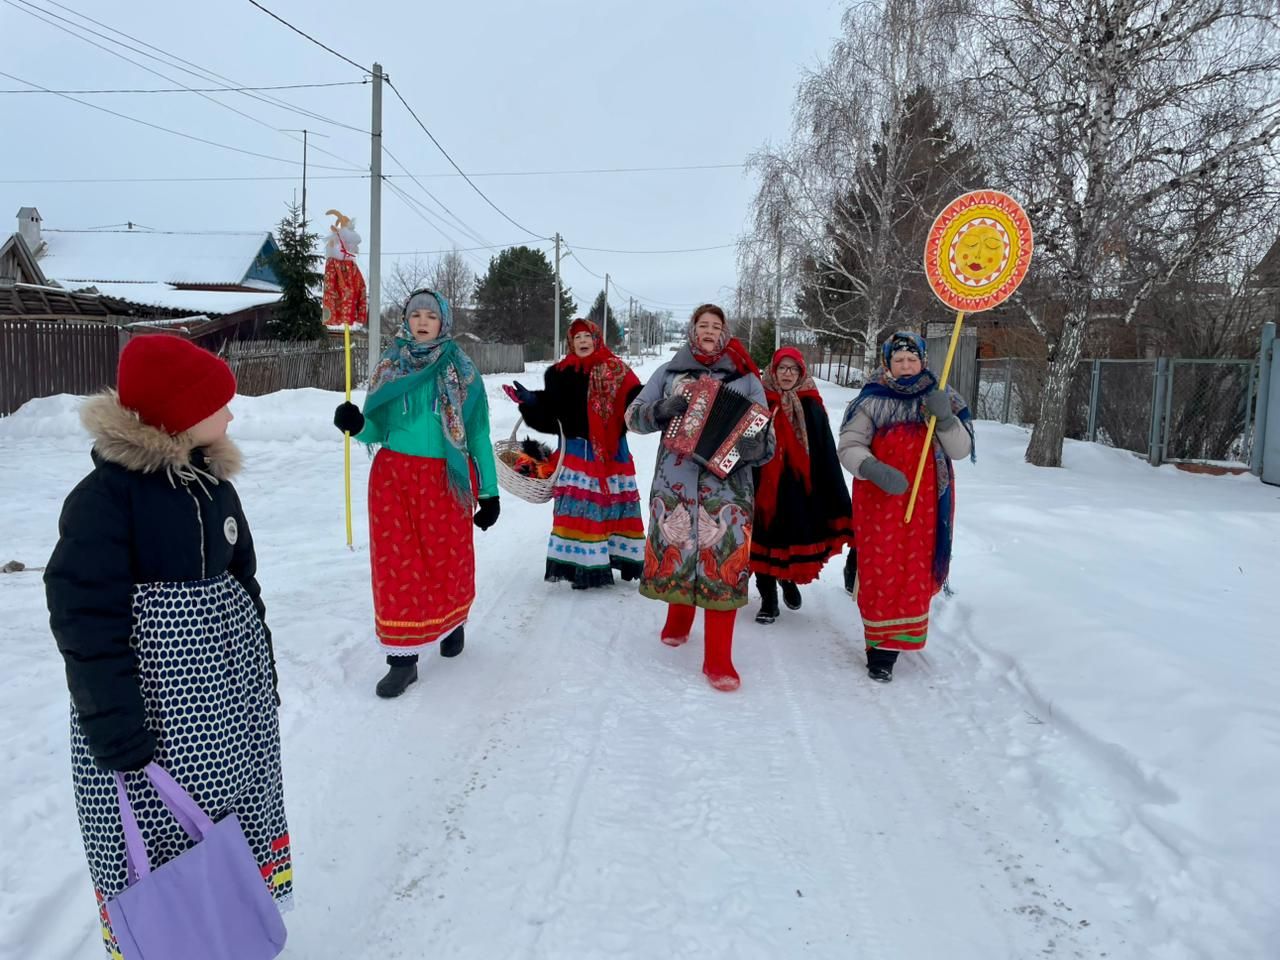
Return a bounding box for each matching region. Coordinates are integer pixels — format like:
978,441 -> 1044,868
2,353 -> 1277,960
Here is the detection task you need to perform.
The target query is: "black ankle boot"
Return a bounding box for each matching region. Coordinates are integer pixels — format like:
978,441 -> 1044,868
376,658 -> 418,698
866,647 -> 898,683
440,626 -> 465,658
755,575 -> 780,624
781,580 -> 802,610
843,551 -> 857,596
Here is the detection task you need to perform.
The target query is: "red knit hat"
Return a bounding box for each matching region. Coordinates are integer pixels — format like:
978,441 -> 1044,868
117,335 -> 237,434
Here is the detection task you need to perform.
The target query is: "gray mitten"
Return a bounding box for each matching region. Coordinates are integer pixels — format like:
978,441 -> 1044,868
652,393 -> 690,425
859,457 -> 909,495
736,427 -> 770,462
923,388 -> 956,424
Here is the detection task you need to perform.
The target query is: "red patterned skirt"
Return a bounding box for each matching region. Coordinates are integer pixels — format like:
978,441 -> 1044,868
323,258 -> 367,328
853,421 -> 939,651
369,449 -> 474,655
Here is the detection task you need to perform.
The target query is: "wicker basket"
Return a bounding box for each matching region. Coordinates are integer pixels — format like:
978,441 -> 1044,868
493,418 -> 566,504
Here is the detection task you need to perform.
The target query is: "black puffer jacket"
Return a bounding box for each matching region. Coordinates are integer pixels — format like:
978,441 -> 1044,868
519,364 -> 642,442
44,392 -> 275,772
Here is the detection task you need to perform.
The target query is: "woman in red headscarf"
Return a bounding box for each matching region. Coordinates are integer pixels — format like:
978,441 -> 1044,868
750,347 -> 855,623
507,319 -> 646,588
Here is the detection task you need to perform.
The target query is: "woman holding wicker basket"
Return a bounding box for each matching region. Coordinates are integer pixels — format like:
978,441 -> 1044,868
503,318 -> 646,589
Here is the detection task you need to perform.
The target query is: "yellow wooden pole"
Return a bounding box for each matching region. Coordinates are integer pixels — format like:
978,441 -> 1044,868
343,323 -> 354,548
905,310 -> 965,523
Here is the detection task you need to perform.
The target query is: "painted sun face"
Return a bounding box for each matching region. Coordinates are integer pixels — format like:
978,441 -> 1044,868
925,190 -> 1034,313
956,222 -> 1006,281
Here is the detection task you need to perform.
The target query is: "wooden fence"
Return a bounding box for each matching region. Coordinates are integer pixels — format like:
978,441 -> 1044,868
220,339 -> 371,396
0,325 -> 528,416
459,341 -> 526,375
221,338 -> 525,395
1,318 -> 121,416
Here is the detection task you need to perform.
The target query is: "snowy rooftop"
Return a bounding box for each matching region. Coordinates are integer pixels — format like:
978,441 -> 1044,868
38,229 -> 276,286
84,281 -> 282,315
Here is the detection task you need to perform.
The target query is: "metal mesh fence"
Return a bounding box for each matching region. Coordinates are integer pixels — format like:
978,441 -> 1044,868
974,356 -> 1258,464
1162,360 -> 1257,463
1093,360 -> 1157,454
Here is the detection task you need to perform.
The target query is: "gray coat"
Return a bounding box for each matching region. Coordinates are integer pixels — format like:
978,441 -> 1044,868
625,347 -> 776,610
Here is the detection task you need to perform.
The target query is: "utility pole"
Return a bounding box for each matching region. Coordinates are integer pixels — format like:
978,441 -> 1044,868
554,232 -> 562,354
603,273 -> 610,346
628,296 -> 635,357
367,65 -> 384,377
282,129 -> 330,225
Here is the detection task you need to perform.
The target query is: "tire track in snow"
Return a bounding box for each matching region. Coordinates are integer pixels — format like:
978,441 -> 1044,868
873,599 -> 1119,958
520,620 -> 623,957
761,631 -> 891,960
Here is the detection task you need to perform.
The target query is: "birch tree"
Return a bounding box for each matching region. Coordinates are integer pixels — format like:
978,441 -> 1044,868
969,0 -> 1280,466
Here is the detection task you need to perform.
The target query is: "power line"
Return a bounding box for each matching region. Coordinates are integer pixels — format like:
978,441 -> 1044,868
383,180 -> 471,253
386,79 -> 547,240
0,80 -> 366,94
0,70 -> 344,169
611,277 -> 703,311
381,185 -> 563,288
17,0 -> 370,136
5,1 -> 365,170
245,0 -> 367,73
0,164 -> 749,184
462,162 -> 747,177
368,241 -> 547,257
382,142 -> 495,250
568,241 -> 742,254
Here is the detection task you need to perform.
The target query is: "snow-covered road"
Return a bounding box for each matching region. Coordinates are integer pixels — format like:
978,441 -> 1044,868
2,354 -> 1276,959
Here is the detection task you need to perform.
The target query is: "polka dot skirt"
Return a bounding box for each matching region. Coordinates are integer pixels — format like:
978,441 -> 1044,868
70,573 -> 291,957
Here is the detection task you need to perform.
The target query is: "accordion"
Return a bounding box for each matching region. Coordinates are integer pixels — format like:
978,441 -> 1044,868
662,377 -> 771,478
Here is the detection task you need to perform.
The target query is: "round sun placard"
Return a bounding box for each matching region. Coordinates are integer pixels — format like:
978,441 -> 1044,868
924,190 -> 1033,313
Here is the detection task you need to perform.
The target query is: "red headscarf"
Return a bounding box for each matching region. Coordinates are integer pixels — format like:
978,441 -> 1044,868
557,318 -> 640,463
686,305 -> 761,377
756,346 -> 822,525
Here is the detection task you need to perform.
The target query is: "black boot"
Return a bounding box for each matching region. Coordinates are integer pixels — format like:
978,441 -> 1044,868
440,626 -> 465,658
755,574 -> 780,624
843,551 -> 857,596
376,656 -> 419,698
781,580 -> 802,610
866,647 -> 898,683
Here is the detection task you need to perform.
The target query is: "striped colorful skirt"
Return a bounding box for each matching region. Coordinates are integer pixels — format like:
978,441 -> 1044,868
546,437 -> 645,588
369,449 -> 475,655
853,421 -> 940,652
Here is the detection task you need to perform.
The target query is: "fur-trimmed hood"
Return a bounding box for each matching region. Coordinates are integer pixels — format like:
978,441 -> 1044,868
81,390 -> 242,479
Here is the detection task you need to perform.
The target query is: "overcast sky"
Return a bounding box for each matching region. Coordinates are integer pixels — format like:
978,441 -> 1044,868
1,0 -> 846,318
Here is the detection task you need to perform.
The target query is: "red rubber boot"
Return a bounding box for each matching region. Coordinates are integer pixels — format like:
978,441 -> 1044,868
660,603 -> 696,647
702,608 -> 740,691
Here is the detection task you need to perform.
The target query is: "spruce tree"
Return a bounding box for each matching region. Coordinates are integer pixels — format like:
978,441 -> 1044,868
473,246 -> 575,355
586,290 -> 620,347
266,201 -> 324,341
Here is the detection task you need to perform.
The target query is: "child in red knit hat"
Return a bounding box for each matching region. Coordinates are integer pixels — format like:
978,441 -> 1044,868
44,335 -> 293,956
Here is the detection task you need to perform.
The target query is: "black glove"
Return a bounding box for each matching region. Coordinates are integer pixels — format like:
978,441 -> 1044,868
923,389 -> 956,424
511,381 -> 536,405
333,401 -> 365,435
473,496 -> 501,531
652,393 -> 689,426
858,457 -> 909,495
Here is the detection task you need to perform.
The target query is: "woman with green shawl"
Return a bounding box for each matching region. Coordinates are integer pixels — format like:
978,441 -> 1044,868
333,289 -> 500,698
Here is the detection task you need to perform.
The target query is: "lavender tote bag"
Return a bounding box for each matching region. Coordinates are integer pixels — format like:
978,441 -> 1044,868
105,763 -> 287,960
